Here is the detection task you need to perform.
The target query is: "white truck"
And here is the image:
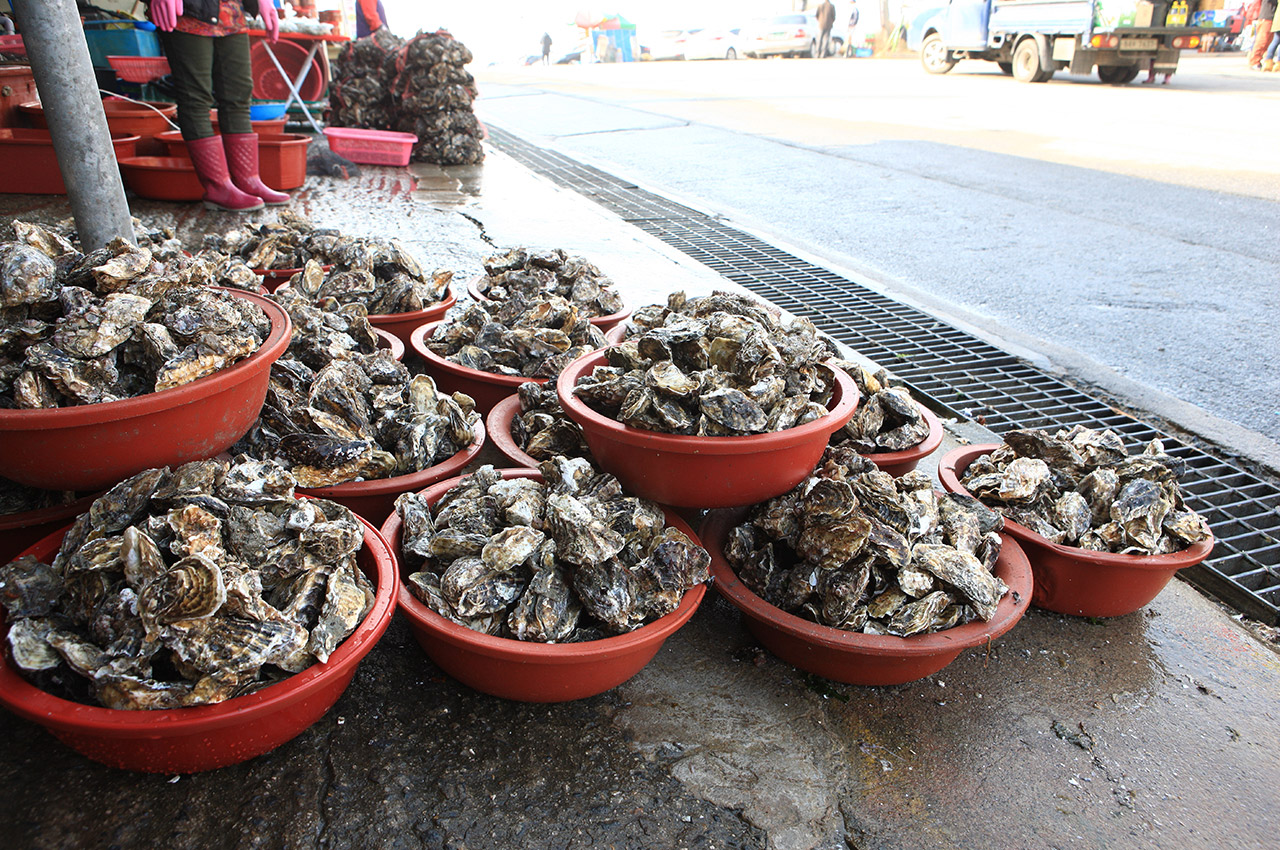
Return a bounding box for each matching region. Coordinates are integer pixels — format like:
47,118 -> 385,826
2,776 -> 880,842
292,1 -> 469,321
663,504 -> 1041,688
908,0 -> 1221,83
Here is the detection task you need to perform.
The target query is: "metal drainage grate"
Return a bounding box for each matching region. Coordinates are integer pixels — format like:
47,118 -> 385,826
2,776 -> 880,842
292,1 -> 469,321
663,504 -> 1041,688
485,127 -> 1280,625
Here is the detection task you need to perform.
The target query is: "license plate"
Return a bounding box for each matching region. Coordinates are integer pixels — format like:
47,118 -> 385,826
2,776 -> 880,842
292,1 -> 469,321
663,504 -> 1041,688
1119,38 -> 1158,51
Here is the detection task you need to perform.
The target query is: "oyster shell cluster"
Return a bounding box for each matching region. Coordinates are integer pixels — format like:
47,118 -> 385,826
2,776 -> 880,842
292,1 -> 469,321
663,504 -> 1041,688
0,459 -> 375,710
725,447 -> 1010,637
427,297 -> 607,378
234,354 -> 480,488
204,213 -> 341,271
509,380 -> 593,464
572,290 -> 841,436
831,362 -> 931,453
398,460 -> 710,642
959,426 -> 1212,555
1,222 -> 270,408
474,247 -> 625,320
0,477 -> 78,516
329,26 -> 405,130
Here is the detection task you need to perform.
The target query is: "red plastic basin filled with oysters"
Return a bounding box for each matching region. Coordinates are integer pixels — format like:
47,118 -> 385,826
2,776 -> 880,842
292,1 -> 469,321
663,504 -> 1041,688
383,468 -> 708,702
0,289 -> 290,492
410,320 -> 544,415
0,508 -> 397,774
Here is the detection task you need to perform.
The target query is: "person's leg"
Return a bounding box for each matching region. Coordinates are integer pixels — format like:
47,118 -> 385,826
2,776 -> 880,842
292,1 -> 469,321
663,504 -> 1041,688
1248,19 -> 1273,67
159,29 -> 216,140
214,33 -> 289,204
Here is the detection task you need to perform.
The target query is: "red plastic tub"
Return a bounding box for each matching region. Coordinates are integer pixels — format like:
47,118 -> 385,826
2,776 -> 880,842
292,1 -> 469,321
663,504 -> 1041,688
323,127 -> 417,166
383,468 -> 707,702
557,351 -> 860,509
702,507 -> 1033,686
0,130 -> 140,194
854,403 -> 944,477
485,393 -> 542,469
19,99 -> 176,138
117,156 -> 204,201
409,320 -> 539,416
155,131 -> 309,191
0,290 -> 291,492
373,328 -> 405,361
0,493 -> 99,565
210,111 -> 289,136
369,286 -> 456,349
0,66 -> 38,129
0,510 -> 396,773
297,418 -> 485,523
937,444 -> 1215,618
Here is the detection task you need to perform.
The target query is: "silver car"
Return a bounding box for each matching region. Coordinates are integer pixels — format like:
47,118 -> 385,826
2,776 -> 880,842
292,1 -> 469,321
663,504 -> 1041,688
740,13 -> 820,58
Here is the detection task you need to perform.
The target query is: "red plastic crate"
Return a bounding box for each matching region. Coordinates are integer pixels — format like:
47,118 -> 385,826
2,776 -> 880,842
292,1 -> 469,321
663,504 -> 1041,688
0,35 -> 25,56
323,127 -> 417,166
107,55 -> 171,83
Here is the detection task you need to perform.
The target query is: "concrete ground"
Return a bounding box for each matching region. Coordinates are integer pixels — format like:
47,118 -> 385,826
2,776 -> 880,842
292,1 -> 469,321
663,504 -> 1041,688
1,147 -> 1277,850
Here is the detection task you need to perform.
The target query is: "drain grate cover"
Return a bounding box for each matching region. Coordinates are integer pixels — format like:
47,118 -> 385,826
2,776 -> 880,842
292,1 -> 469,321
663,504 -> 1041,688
486,127 -> 1280,625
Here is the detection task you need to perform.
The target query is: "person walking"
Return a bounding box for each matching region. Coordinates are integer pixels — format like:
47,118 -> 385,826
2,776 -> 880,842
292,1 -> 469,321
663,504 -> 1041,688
815,0 -> 836,57
845,1 -> 860,57
541,32 -> 552,65
147,0 -> 288,212
1249,0 -> 1276,68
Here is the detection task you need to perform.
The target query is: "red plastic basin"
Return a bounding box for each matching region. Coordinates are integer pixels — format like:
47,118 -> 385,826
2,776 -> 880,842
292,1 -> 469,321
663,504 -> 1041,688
703,507 -> 1033,686
852,403 -> 944,477
0,129 -> 140,194
155,131 -> 310,191
557,351 -> 860,509
0,289 -> 291,492
369,286 -> 456,350
0,493 -> 99,565
297,418 -> 485,524
408,318 -> 534,415
0,510 -> 396,773
485,393 -> 542,469
18,99 -> 177,138
382,468 -> 707,702
937,444 -> 1215,618
117,156 -> 204,201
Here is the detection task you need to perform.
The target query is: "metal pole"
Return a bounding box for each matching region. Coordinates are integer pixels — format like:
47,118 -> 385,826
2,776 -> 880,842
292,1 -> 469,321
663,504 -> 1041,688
13,0 -> 135,249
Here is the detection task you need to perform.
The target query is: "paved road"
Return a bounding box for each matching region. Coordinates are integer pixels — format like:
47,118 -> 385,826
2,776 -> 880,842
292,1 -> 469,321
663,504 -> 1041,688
473,53 -> 1280,466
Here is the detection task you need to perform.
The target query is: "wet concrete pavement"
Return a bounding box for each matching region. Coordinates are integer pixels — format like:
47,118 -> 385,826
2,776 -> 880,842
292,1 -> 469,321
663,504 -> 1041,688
1,148 -> 1278,850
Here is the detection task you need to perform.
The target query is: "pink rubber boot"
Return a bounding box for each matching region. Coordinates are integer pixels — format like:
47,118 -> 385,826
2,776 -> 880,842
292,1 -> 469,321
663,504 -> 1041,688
223,132 -> 290,205
186,136 -> 264,211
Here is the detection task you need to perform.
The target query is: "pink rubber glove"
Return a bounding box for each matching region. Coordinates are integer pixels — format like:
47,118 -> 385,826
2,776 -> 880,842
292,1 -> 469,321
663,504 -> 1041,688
260,0 -> 280,43
149,0 -> 182,31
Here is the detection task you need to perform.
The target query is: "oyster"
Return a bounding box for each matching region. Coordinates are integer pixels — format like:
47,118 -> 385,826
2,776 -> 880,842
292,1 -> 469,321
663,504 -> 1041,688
831,362 -> 932,453
427,296 -> 606,379
473,246 -> 624,320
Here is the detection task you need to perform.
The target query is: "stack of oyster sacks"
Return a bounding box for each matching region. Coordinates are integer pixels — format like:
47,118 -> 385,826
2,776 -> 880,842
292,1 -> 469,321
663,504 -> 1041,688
329,28 -> 485,166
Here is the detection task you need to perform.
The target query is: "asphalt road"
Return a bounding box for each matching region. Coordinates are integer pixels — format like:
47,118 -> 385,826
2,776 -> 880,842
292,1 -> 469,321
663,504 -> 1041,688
472,52 -> 1280,466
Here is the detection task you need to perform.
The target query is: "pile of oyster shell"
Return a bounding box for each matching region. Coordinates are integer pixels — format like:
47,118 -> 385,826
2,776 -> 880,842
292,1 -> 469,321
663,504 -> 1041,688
830,361 -> 931,453
571,290 -> 840,436
0,458 -> 375,709
398,459 -> 710,642
203,213 -> 340,272
959,426 -> 1212,555
426,297 -> 607,378
724,446 -> 1009,637
233,353 -> 480,488
0,477 -> 78,516
473,247 -> 625,320
1,221 -> 270,408
508,380 -> 593,464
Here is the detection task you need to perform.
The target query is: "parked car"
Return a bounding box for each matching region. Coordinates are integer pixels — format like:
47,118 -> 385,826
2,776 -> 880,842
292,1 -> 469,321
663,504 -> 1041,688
645,28 -> 691,61
739,13 -> 821,58
683,27 -> 743,60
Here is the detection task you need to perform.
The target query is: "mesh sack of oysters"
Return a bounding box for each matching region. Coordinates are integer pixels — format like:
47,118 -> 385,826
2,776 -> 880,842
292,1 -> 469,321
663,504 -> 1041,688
571,290 -> 842,437
1,221 -> 271,409
427,297 -> 608,378
0,458 -> 376,710
233,355 -> 481,488
724,447 -> 1010,637
397,459 -> 710,642
472,247 -> 625,321
828,361 -> 931,453
959,426 -> 1212,555
329,26 -> 406,130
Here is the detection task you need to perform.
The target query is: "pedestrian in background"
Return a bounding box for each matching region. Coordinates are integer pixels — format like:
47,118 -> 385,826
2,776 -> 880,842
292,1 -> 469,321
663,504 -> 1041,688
1263,27 -> 1280,68
541,32 -> 552,65
815,0 -> 836,57
356,0 -> 388,38
146,0 -> 288,211
845,1 -> 860,57
1248,0 -> 1275,67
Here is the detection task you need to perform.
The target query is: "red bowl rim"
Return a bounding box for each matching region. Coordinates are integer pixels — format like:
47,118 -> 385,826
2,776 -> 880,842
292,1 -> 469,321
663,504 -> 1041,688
298,417 -> 486,500
0,508 -> 397,737
936,444 -> 1215,570
252,262 -> 334,282
556,349 -> 860,457
408,320 -> 548,390
702,506 -> 1033,657
367,285 -> 456,323
372,328 -> 405,361
484,393 -> 540,469
465,276 -> 631,329
383,468 -> 707,662
848,402 -> 944,464
0,288 -> 290,431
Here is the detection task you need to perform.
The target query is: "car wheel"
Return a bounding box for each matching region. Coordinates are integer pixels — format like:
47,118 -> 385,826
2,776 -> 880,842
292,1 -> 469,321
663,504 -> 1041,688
726,47 -> 737,60
920,33 -> 957,75
1012,38 -> 1051,82
997,62 -> 1013,75
808,40 -> 818,58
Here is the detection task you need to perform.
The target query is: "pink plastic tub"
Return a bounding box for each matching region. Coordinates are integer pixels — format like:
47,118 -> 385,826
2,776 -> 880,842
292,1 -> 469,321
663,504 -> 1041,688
323,127 -> 417,166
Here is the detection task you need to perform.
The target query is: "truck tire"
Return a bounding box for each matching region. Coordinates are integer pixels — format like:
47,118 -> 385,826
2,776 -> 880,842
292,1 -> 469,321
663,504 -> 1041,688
1098,64 -> 1140,84
921,33 -> 957,74
998,62 -> 1013,75
1012,39 -> 1051,83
